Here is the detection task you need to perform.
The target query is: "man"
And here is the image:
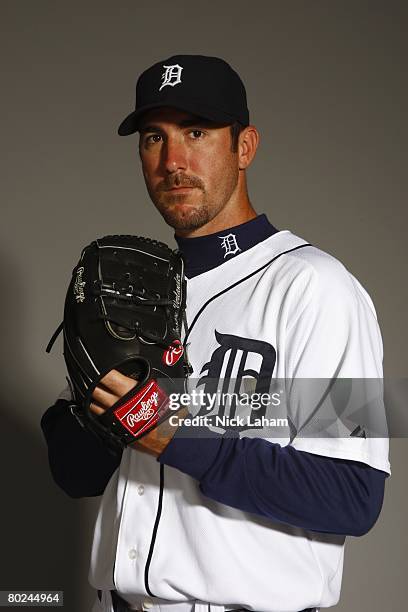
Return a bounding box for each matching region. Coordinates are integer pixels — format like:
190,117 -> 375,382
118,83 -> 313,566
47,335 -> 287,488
41,55 -> 390,612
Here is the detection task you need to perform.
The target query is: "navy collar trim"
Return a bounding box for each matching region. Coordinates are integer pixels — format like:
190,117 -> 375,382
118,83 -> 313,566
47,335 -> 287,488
175,214 -> 279,278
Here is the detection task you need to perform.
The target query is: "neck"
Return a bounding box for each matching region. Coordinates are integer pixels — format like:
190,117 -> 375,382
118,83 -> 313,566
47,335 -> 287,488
175,214 -> 279,278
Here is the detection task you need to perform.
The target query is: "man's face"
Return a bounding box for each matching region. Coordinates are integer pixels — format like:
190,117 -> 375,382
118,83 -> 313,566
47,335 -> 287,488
138,107 -> 240,232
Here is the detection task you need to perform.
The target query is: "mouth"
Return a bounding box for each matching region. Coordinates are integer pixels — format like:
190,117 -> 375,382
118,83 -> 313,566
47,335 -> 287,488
165,187 -> 196,196
165,187 -> 196,193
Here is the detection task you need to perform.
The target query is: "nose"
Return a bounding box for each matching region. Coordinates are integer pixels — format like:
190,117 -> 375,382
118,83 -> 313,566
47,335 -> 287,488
162,136 -> 188,174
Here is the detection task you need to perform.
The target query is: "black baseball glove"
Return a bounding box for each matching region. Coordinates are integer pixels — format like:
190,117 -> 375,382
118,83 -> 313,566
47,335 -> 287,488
47,235 -> 191,450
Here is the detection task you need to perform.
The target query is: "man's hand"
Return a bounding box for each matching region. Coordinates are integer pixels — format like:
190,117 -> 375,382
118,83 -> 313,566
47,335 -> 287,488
90,369 -> 137,415
90,369 -> 184,457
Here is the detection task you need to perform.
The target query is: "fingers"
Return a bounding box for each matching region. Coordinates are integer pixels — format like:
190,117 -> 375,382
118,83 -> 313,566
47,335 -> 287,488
89,401 -> 106,416
99,369 -> 138,397
91,385 -> 122,410
90,369 -> 139,415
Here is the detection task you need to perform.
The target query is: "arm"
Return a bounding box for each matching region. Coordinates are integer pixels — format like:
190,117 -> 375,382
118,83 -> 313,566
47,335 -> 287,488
88,371 -> 386,536
158,433 -> 387,536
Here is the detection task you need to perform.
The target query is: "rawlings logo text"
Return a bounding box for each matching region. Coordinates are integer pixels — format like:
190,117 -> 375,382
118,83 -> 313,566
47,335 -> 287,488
113,380 -> 168,439
126,391 -> 159,428
74,267 -> 86,303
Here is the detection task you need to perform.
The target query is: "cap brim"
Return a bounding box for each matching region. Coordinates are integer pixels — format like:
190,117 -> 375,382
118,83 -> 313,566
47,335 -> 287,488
118,101 -> 242,136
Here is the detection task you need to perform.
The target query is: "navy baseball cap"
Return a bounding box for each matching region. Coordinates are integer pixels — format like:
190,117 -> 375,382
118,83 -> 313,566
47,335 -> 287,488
118,54 -> 249,136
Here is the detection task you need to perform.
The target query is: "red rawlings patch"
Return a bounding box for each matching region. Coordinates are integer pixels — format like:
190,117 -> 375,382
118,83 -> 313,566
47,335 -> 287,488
113,380 -> 168,438
162,340 -> 184,367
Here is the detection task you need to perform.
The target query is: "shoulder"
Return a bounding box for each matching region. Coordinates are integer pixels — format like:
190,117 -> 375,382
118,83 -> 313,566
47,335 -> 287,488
269,232 -> 377,319
275,231 -> 354,285
274,234 -> 384,377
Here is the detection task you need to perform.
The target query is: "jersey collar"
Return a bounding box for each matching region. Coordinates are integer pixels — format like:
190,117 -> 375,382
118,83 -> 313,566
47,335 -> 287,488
175,214 -> 278,278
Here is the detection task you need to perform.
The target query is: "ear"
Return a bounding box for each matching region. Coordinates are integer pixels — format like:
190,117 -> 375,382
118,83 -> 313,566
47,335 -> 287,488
238,126 -> 260,170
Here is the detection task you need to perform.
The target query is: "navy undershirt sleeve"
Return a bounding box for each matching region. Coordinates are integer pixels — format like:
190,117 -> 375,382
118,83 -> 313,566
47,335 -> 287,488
159,433 -> 387,536
41,399 -> 122,498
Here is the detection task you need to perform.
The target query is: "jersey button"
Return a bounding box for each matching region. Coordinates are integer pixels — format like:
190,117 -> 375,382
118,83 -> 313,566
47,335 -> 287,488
128,548 -> 137,560
142,598 -> 153,610
137,485 -> 145,495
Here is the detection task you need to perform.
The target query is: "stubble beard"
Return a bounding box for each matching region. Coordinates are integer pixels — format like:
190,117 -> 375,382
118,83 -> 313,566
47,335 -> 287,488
149,166 -> 239,232
154,191 -> 215,231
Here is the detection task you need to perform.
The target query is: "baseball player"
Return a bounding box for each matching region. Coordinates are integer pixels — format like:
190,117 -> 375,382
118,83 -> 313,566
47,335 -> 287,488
41,55 -> 390,612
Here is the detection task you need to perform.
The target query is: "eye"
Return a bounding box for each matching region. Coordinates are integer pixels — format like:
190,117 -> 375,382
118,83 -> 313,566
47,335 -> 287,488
144,133 -> 162,145
189,129 -> 205,139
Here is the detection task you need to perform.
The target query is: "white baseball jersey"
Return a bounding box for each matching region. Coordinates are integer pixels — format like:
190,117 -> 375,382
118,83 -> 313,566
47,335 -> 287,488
89,229 -> 390,612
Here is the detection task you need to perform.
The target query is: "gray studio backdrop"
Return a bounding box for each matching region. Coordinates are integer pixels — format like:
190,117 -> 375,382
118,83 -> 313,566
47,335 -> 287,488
1,1 -> 406,610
